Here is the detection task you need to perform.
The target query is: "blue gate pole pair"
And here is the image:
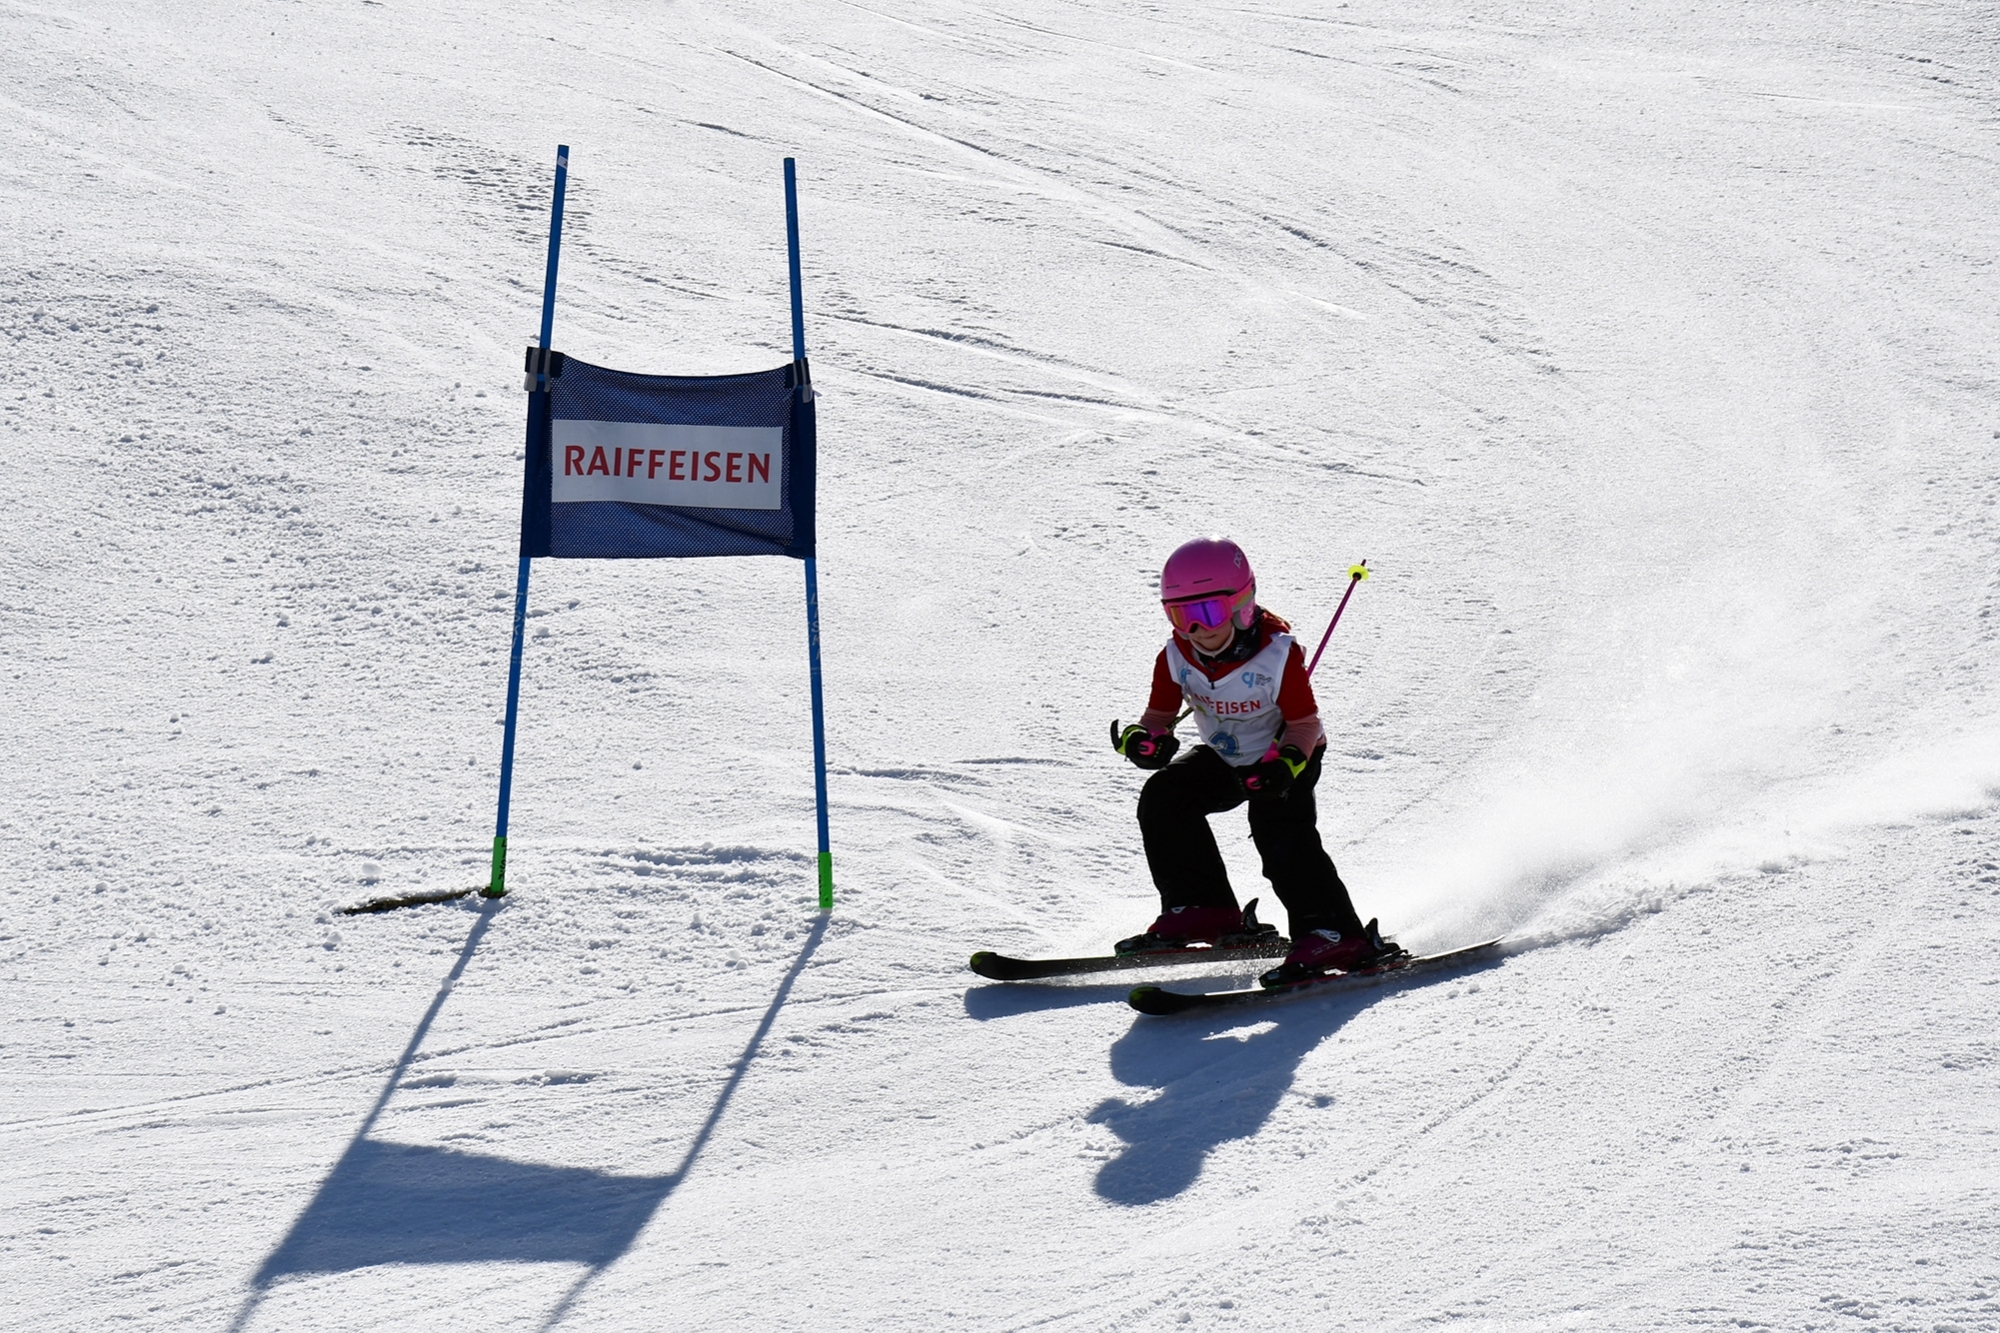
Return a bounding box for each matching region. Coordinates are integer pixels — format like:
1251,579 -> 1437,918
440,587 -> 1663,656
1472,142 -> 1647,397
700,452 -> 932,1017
486,145 -> 569,898
487,150 -> 829,911
786,158 -> 835,913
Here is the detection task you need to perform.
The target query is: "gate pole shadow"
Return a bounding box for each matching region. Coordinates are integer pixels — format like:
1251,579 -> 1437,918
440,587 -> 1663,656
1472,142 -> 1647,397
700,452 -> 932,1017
538,909 -> 828,1329
228,906 -> 829,1333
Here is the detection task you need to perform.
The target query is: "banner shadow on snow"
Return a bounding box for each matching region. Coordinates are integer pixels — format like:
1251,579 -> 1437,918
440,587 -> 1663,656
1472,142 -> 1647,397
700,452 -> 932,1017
235,903 -> 827,1330
252,1138 -> 674,1278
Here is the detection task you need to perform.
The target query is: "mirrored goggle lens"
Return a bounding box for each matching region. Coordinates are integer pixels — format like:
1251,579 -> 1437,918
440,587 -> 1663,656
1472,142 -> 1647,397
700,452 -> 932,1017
1166,597 -> 1233,631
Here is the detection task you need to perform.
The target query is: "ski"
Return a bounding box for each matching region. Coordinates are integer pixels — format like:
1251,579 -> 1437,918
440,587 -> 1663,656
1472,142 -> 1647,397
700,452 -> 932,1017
1126,938 -> 1504,1015
969,936 -> 1290,982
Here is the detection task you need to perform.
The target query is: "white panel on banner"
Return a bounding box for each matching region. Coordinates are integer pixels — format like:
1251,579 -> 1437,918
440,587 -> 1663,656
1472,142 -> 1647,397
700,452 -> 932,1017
550,421 -> 784,510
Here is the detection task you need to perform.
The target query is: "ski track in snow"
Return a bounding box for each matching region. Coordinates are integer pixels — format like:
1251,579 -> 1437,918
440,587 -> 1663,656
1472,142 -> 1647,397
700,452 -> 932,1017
5,0 -> 2000,1328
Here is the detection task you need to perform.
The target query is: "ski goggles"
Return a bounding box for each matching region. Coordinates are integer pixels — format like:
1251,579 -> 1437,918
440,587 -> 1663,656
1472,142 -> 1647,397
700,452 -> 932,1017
1164,587 -> 1253,634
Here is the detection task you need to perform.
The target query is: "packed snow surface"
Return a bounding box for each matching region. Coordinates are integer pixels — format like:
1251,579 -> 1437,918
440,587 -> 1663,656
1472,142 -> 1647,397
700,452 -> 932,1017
6,0 -> 2000,1328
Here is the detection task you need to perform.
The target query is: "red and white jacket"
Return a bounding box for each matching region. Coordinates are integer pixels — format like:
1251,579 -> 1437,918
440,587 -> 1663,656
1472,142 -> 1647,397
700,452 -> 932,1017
1139,609 -> 1325,767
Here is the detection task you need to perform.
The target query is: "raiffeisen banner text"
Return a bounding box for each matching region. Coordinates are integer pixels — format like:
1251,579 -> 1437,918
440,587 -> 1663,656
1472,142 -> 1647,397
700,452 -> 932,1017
551,421 -> 784,510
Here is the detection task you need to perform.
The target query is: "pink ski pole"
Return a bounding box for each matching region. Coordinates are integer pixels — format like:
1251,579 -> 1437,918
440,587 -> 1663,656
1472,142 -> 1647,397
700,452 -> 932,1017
1231,559 -> 1370,781
1304,560 -> 1369,676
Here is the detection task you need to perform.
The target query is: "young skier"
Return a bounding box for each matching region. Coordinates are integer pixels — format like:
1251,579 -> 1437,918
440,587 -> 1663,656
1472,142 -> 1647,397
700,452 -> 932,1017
1110,536 -> 1401,988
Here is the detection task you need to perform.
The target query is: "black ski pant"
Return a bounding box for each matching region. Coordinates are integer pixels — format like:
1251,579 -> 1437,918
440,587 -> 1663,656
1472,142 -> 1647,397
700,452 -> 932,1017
1137,744 -> 1364,939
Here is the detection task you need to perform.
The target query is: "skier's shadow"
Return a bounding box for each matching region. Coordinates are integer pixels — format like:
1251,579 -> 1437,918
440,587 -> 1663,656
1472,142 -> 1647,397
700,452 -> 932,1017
962,981 -> 1134,1019
1087,989 -> 1384,1206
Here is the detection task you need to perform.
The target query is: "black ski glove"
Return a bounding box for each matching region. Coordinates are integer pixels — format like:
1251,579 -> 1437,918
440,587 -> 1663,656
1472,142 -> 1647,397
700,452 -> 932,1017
1111,721 -> 1180,771
1240,744 -> 1310,797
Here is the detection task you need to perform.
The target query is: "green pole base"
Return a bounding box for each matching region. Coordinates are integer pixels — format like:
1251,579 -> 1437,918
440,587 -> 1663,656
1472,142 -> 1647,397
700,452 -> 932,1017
482,835 -> 509,898
817,851 -> 833,911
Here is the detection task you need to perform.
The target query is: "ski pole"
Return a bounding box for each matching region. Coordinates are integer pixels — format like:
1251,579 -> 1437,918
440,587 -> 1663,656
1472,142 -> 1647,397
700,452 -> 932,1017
1171,559 -> 1370,723
1304,560 -> 1369,676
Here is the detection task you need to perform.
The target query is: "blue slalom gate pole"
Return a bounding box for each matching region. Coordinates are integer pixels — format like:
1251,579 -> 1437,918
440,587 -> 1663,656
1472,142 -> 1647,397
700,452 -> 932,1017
786,157 -> 833,912
487,144 -> 570,899
804,559 -> 831,909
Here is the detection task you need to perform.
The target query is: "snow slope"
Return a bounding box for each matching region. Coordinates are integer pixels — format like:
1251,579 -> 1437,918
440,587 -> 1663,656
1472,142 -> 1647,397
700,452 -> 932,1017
5,0 -> 2000,1328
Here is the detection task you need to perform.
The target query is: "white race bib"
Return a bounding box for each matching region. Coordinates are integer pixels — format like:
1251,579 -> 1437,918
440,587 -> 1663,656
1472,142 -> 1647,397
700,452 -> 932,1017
1163,633 -> 1292,766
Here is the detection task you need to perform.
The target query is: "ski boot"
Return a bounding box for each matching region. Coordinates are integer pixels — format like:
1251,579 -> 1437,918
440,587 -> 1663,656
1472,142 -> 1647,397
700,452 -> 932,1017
1115,899 -> 1283,955
1258,917 -> 1406,988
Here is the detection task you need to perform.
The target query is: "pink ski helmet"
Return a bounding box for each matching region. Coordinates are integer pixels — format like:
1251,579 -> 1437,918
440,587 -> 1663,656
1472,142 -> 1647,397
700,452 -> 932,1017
1160,537 -> 1257,637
